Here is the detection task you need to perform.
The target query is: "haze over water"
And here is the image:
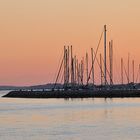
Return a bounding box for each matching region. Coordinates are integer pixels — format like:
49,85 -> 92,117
0,91 -> 140,140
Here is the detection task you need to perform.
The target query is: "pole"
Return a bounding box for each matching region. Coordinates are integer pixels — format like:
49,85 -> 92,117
91,48 -> 94,85
64,46 -> 66,85
132,60 -> 134,83
74,55 -> 77,84
109,40 -> 113,85
128,53 -> 130,84
71,45 -> 74,87
77,59 -> 79,85
65,49 -> 68,86
121,58 -> 123,84
79,63 -> 81,85
86,52 -> 89,85
100,53 -> 103,85
104,25 -> 107,85
109,41 -> 111,85
67,46 -> 70,84
81,59 -> 84,85
111,40 -> 113,85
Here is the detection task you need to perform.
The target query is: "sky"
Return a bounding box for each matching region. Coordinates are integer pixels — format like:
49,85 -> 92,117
0,0 -> 140,86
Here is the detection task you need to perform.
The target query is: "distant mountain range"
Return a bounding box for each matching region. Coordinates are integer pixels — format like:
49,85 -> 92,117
0,83 -> 140,91
0,83 -> 63,90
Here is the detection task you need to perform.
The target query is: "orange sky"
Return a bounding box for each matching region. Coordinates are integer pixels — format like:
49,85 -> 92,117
0,0 -> 140,86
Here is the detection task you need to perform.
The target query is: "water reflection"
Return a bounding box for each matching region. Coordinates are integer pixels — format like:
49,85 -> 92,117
0,91 -> 140,140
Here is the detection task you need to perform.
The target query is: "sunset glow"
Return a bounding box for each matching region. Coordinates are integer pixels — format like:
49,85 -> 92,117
0,0 -> 140,85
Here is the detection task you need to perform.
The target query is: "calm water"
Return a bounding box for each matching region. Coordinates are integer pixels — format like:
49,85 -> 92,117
0,91 -> 140,140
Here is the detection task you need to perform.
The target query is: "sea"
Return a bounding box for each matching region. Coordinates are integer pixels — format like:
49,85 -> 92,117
0,90 -> 140,140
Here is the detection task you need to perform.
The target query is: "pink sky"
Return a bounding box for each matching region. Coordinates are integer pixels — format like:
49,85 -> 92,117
0,0 -> 140,86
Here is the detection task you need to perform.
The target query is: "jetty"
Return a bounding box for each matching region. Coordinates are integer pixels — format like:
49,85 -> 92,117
2,88 -> 140,98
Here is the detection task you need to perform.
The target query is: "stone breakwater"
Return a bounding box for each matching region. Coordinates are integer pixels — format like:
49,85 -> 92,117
3,89 -> 140,98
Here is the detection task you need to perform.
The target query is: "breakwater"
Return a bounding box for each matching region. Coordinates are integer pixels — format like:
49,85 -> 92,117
2,89 -> 140,98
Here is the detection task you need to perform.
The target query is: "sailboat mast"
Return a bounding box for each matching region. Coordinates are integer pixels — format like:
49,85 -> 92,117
104,25 -> 107,85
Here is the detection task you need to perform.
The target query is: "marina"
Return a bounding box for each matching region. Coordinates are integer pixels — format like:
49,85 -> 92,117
3,25 -> 140,98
